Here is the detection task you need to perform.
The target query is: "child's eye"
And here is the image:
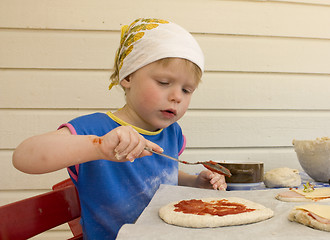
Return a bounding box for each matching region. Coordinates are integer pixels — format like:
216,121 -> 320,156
158,81 -> 169,85
182,88 -> 192,94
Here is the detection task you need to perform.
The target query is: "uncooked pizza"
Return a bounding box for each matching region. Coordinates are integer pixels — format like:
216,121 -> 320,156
288,204 -> 330,232
159,197 -> 274,228
276,187 -> 330,202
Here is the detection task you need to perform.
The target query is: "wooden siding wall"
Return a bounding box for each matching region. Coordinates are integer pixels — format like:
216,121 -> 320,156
1,0 -> 330,238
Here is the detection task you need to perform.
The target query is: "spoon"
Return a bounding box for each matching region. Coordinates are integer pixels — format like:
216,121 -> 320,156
145,147 -> 232,177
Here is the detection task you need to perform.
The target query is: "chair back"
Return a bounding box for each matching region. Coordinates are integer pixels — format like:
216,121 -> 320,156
0,179 -> 82,240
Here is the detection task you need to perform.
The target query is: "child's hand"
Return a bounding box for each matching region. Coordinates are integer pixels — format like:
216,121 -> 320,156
196,170 -> 227,191
99,125 -> 162,162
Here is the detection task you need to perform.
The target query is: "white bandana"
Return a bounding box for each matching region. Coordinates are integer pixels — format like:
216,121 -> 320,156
109,18 -> 204,90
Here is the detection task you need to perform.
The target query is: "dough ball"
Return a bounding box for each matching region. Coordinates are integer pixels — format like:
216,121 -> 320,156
264,167 -> 301,188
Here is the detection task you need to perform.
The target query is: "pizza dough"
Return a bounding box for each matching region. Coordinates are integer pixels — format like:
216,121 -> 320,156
288,204 -> 330,232
263,167 -> 301,188
159,197 -> 274,228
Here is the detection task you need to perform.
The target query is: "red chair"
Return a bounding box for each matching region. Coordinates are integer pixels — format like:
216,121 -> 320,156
0,178 -> 82,240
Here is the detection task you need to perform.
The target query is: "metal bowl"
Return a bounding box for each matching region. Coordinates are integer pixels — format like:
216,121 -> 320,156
293,137 -> 330,183
219,161 -> 264,183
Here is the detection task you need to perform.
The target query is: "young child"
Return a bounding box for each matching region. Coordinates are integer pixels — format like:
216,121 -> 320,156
12,18 -> 227,239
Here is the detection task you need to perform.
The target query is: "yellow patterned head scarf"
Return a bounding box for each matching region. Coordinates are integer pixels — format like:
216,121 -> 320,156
109,18 -> 204,90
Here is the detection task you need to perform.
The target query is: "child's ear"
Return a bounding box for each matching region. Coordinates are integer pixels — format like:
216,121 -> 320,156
120,75 -> 131,88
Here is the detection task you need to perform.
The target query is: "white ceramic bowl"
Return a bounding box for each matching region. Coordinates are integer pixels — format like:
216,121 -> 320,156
293,137 -> 330,183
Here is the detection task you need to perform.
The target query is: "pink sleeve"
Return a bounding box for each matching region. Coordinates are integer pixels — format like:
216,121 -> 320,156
178,134 -> 186,156
58,123 -> 77,135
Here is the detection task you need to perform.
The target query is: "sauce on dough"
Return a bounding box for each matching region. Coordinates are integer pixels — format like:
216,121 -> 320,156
174,199 -> 255,216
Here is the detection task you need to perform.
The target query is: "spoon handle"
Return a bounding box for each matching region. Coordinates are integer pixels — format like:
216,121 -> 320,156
144,147 -> 193,164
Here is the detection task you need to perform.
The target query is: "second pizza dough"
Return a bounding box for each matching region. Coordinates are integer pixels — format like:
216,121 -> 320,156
264,167 -> 301,188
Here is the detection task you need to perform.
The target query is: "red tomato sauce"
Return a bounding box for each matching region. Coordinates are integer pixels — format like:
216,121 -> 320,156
92,137 -> 103,144
174,199 -> 255,216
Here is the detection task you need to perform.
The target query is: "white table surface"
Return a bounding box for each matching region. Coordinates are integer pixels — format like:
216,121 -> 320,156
117,184 -> 330,240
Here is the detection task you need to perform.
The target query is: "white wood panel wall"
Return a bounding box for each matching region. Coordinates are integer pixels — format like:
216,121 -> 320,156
1,0 -> 330,238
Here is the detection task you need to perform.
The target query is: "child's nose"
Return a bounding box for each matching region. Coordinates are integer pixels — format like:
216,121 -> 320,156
169,87 -> 182,103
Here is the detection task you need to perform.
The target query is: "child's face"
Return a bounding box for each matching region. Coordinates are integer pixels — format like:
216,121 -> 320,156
121,58 -> 199,131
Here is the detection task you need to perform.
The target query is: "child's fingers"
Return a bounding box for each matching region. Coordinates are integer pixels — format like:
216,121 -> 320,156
209,172 -> 227,191
125,140 -> 147,162
144,140 -> 164,153
127,140 -> 165,162
113,126 -> 164,162
114,127 -> 144,160
105,126 -> 164,162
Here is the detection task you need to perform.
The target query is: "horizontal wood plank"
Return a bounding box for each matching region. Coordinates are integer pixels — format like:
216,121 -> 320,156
0,109 -> 95,149
0,69 -> 125,109
1,70 -> 330,110
0,189 -> 48,206
1,30 -> 330,74
0,0 -> 330,38
1,109 -> 330,149
270,0 -> 330,5
202,35 -> 330,73
180,110 -> 330,147
192,72 -> 330,110
29,229 -> 72,240
0,29 -> 117,69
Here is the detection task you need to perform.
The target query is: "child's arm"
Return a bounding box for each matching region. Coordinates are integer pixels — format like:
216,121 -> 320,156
12,125 -> 163,174
178,170 -> 227,191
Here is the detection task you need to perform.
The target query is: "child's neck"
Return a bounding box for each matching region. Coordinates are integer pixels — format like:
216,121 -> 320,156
113,106 -> 160,132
